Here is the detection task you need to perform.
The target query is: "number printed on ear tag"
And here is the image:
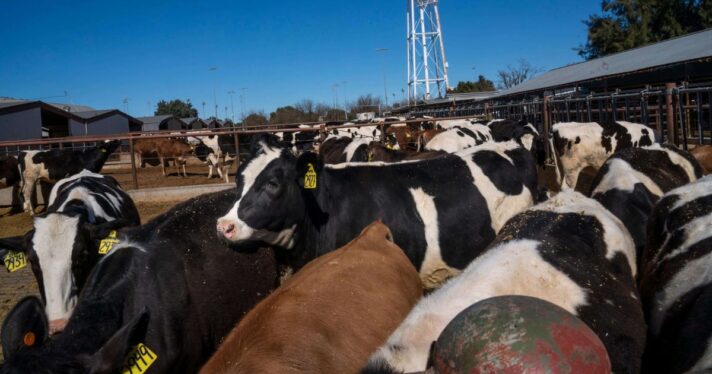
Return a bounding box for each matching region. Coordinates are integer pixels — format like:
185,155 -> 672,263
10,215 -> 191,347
121,343 -> 157,374
98,230 -> 120,255
304,163 -> 317,189
3,251 -> 26,272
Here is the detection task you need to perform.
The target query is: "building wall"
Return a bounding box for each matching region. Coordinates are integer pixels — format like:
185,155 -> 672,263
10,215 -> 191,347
0,107 -> 43,141
70,115 -> 129,136
162,118 -> 184,131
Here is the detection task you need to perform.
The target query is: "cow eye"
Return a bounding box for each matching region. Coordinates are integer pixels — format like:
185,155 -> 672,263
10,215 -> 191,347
265,180 -> 279,191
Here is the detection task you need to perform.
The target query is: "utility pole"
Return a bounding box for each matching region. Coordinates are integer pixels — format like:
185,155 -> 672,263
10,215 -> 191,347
122,98 -> 130,113
202,101 -> 206,117
341,80 -> 348,120
227,90 -> 236,121
209,66 -> 218,119
376,48 -> 390,107
240,87 -> 248,122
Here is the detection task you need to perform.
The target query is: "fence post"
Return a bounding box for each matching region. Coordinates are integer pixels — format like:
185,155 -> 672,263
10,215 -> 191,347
543,95 -> 551,163
665,83 -> 677,145
128,136 -> 139,190
233,132 -> 241,170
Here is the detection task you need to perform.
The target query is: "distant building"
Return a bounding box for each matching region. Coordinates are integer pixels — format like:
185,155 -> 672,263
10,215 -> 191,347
69,110 -> 142,136
0,98 -> 142,141
136,115 -> 185,132
181,117 -> 208,130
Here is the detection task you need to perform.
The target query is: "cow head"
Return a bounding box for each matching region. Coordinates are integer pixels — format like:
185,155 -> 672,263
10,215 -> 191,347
98,140 -> 121,155
0,208 -> 125,335
217,136 -> 312,248
0,296 -> 150,374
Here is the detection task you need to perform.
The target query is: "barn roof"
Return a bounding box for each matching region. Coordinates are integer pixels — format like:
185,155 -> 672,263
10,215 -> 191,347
491,28 -> 712,98
72,109 -> 142,124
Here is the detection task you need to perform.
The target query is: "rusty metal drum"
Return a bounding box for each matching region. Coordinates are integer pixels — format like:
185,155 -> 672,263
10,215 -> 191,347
431,295 -> 610,374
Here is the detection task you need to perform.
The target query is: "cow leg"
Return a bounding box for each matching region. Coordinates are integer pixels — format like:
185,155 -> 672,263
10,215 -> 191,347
207,164 -> 214,179
21,178 -> 35,214
160,156 -> 166,176
562,166 -> 584,190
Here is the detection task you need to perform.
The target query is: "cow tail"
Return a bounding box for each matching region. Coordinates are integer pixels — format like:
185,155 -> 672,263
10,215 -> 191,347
548,134 -> 562,185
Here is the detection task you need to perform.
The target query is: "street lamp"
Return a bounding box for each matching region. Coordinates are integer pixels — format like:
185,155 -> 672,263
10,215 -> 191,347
240,87 -> 248,122
209,66 -> 218,119
227,90 -> 236,122
376,48 -> 389,108
341,80 -> 348,120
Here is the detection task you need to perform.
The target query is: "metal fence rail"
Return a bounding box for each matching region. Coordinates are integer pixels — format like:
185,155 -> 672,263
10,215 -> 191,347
409,82 -> 712,149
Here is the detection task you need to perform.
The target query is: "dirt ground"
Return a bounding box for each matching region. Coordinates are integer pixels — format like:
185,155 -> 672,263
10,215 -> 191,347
0,200 -> 179,359
104,163 -> 235,190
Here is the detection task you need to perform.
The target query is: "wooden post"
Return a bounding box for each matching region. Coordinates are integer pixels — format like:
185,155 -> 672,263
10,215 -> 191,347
543,95 -> 551,163
233,130 -> 240,169
665,83 -> 677,145
128,137 -> 139,190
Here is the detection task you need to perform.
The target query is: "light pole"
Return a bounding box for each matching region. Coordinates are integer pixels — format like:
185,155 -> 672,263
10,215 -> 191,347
376,48 -> 389,107
472,65 -> 477,82
202,101 -> 206,117
227,90 -> 236,122
239,87 -> 248,122
341,80 -> 348,120
209,66 -> 218,119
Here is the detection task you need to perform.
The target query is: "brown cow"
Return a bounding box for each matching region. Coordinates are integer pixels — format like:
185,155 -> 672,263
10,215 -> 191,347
200,221 -> 422,374
415,128 -> 445,151
691,145 -> 712,174
133,138 -> 161,167
158,139 -> 193,177
367,142 -> 446,163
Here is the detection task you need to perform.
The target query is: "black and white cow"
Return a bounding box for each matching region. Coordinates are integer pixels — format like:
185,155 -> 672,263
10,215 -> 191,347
589,144 -> 703,263
318,136 -> 369,164
424,120 -> 493,153
551,121 -> 655,189
365,190 -> 645,374
19,140 -> 121,214
638,175 -> 712,373
275,124 -> 321,153
486,119 -> 546,166
0,190 -> 279,374
193,134 -> 237,183
0,170 -> 140,334
216,135 -> 538,289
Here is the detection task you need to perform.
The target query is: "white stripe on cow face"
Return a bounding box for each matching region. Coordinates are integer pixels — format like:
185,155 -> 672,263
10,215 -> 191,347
591,158 -> 664,197
520,134 -> 534,151
409,187 -> 459,288
218,142 -> 296,247
32,213 -> 80,322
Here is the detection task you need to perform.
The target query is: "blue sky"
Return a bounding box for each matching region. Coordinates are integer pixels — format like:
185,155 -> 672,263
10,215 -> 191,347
0,1 -> 601,119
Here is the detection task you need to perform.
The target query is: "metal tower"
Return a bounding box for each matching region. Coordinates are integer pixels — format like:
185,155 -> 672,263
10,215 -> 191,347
407,0 -> 450,103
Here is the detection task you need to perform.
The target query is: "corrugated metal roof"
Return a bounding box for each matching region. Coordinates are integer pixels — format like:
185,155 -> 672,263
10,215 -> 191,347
0,100 -> 31,109
47,102 -> 96,112
492,28 -> 712,98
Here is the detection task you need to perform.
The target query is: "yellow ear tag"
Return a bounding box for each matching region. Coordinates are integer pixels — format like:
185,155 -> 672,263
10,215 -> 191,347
98,230 -> 120,255
121,343 -> 157,374
386,144 -> 393,150
4,251 -> 27,272
304,163 -> 317,189
101,149 -> 107,153
368,153 -> 373,162
406,133 -> 412,138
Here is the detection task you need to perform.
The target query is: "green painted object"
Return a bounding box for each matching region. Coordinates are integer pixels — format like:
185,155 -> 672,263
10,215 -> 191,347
432,295 -> 610,374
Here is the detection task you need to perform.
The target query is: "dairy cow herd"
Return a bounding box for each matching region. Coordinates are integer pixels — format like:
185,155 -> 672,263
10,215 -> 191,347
0,117 -> 709,373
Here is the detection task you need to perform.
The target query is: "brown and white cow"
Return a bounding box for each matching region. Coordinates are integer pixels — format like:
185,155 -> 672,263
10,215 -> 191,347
200,221 -> 422,373
366,142 -> 446,163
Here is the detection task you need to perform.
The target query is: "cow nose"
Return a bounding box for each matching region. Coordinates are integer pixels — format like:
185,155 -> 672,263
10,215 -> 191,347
217,220 -> 237,239
49,319 -> 68,335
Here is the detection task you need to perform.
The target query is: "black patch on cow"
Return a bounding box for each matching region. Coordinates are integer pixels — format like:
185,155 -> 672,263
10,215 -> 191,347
493,209 -> 645,374
456,131 -> 465,137
575,136 -> 581,144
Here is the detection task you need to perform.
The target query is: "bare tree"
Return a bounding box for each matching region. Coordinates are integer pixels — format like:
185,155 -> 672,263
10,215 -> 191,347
497,59 -> 542,89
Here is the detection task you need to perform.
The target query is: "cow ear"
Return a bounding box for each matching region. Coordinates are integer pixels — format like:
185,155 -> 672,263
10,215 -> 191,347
1,296 -> 48,358
88,309 -> 150,374
0,231 -> 32,258
85,220 -> 132,245
296,152 -> 322,187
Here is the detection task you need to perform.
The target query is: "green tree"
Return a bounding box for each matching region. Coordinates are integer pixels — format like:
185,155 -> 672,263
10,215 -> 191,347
154,99 -> 198,118
578,0 -> 712,60
448,75 -> 496,93
270,106 -> 307,124
243,112 -> 269,127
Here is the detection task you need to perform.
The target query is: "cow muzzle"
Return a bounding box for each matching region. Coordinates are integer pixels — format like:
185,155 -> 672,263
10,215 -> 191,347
216,219 -> 237,240
49,318 -> 68,335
